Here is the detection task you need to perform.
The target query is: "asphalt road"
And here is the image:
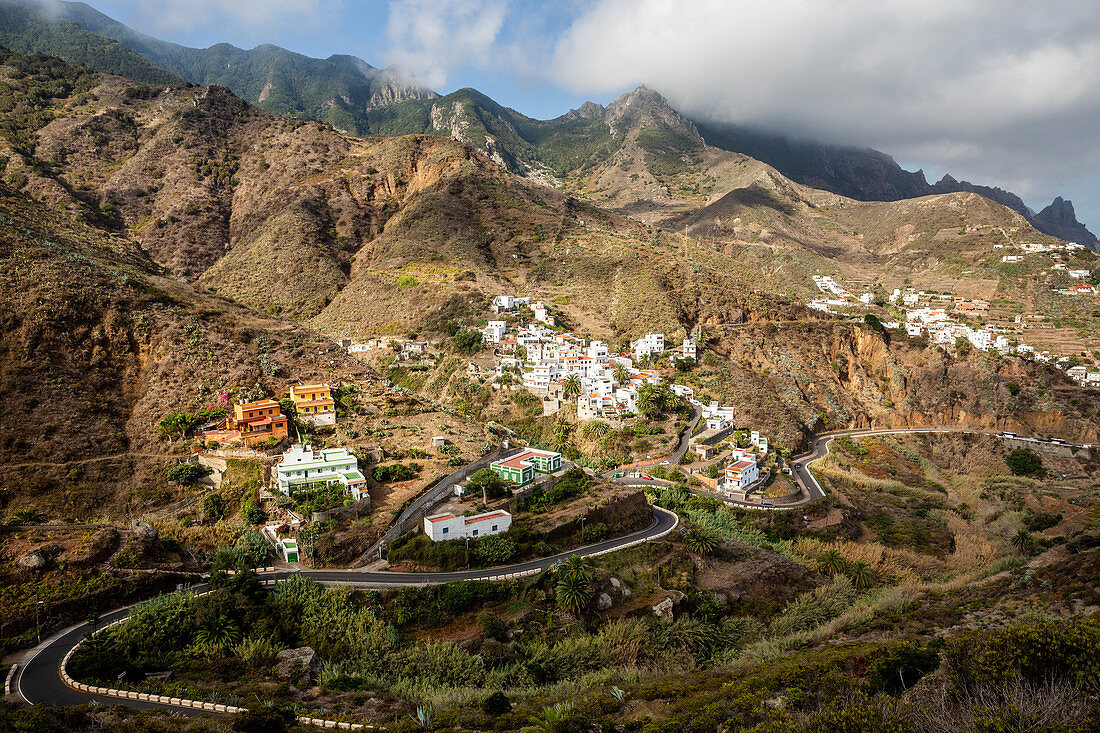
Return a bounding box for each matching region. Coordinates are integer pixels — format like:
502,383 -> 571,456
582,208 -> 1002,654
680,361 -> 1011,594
16,506 -> 678,710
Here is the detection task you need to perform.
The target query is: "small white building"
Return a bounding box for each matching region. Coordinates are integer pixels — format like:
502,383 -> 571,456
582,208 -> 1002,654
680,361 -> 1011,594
722,458 -> 759,494
1001,255 -> 1022,263
1068,269 -> 1092,279
532,302 -> 555,326
858,293 -> 874,304
680,338 -> 697,361
483,321 -> 507,344
423,510 -> 512,541
278,537 -> 300,563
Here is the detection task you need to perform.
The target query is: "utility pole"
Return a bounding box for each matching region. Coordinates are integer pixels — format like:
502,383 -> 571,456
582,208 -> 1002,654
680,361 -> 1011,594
35,600 -> 44,644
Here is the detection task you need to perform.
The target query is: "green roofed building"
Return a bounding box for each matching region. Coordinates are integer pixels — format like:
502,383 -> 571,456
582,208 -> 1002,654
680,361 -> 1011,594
276,444 -> 368,500
490,448 -> 562,486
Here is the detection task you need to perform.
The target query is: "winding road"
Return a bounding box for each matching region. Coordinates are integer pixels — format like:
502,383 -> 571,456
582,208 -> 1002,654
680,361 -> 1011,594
14,422 -> 1090,717
14,506 -> 678,712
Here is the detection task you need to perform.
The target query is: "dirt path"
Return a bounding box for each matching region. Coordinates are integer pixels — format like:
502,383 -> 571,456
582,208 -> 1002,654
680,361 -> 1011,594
0,453 -> 181,470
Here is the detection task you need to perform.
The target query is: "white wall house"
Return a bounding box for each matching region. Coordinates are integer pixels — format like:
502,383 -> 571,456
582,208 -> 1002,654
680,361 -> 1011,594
276,444 -> 367,500
424,510 -> 512,541
723,458 -> 759,494
632,333 -> 665,361
483,321 -> 507,344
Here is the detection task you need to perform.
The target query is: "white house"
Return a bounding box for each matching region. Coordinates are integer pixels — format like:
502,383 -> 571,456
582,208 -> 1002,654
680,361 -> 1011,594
1068,269 -> 1091,279
276,444 -> 367,500
858,293 -> 874,305
902,293 -> 920,306
532,302 -> 555,326
679,338 -> 697,361
482,321 -> 507,344
632,333 -> 665,361
1001,255 -> 1022,263
423,510 -> 512,541
722,458 -> 759,495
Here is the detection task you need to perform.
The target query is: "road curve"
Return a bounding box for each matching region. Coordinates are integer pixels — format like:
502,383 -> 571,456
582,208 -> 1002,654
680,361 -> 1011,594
16,506 -> 678,710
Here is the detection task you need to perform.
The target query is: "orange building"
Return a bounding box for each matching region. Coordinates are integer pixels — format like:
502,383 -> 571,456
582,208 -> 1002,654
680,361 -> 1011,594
203,399 -> 289,447
289,383 -> 337,426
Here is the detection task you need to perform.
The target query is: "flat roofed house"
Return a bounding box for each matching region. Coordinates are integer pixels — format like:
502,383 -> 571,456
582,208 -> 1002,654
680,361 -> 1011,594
490,448 -> 562,486
423,510 -> 512,541
276,444 -> 367,500
290,383 -> 337,426
231,399 -> 290,446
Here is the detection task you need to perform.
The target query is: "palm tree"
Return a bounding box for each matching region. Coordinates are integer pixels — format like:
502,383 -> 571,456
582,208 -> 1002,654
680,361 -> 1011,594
1011,529 -> 1035,553
581,420 -> 610,439
560,554 -> 593,581
818,548 -> 846,576
848,561 -> 876,590
613,363 -> 631,386
194,614 -> 241,653
636,384 -> 658,417
555,573 -> 591,616
553,416 -> 572,453
683,528 -> 721,555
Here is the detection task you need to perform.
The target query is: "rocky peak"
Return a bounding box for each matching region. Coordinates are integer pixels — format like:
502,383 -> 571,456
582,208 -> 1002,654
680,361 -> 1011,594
603,85 -> 704,144
1033,197 -> 1098,250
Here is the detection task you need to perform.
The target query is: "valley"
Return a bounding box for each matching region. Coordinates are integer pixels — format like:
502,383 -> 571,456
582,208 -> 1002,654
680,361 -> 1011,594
0,22 -> 1096,733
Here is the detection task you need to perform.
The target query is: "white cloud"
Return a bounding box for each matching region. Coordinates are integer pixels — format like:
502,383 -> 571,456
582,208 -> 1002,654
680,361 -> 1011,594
549,0 -> 1100,222
383,0 -> 511,88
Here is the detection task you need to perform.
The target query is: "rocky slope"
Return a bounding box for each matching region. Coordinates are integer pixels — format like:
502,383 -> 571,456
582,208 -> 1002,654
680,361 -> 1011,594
0,177 -> 369,516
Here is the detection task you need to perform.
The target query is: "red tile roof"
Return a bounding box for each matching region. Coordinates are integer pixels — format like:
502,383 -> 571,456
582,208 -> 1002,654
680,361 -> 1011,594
466,511 -> 509,524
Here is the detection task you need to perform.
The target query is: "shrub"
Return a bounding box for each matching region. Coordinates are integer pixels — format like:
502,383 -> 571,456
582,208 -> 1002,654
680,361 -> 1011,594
166,462 -> 213,486
1005,448 -> 1044,477
942,619 -> 1100,690
452,328 -> 484,354
866,639 -> 941,695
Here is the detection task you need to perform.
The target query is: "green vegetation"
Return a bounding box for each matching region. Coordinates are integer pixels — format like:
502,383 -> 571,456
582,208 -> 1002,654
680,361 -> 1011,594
1005,448 -> 1044,477
164,462 -> 212,486
0,4 -> 179,85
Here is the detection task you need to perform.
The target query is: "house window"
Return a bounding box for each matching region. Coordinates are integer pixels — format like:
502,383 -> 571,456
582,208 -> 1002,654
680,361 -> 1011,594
492,525 -> 498,531
472,529 -> 479,536
442,527 -> 448,534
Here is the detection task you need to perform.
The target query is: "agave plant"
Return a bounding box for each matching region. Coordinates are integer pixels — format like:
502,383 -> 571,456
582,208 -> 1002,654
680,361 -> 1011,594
524,702 -> 574,733
411,704 -> 435,729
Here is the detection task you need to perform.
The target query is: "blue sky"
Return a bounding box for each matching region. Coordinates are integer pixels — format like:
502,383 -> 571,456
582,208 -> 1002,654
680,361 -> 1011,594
78,1 -> 1100,233
87,0 -> 610,119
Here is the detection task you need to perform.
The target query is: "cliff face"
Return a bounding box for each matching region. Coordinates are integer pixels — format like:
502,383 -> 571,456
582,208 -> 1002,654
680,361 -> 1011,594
707,323 -> 1100,452
1033,197 -> 1098,249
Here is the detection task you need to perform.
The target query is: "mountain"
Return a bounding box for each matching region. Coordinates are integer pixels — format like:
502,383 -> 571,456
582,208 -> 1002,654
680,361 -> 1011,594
9,0 -> 437,132
1032,196 -> 1098,247
694,117 -> 1098,251
0,0 -> 179,84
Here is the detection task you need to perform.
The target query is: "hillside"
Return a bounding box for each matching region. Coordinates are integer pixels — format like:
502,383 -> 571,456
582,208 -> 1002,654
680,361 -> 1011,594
0,175 -> 374,514
0,0 -> 179,84
12,0 -> 437,131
